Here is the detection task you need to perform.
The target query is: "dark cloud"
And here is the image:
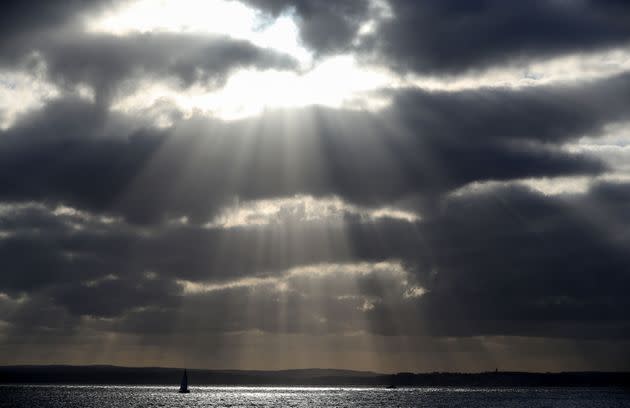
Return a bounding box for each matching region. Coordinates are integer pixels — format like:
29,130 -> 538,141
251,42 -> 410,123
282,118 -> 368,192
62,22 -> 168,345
370,0 -> 630,74
0,203 -> 351,295
243,0 -> 371,53
5,72 -> 630,224
0,0 -> 114,46
0,0 -> 298,106
50,276 -> 181,318
244,0 -> 630,73
0,97 -> 165,215
2,0 -> 630,371
2,32 -> 297,105
1,181 -> 630,342
351,183 -> 630,339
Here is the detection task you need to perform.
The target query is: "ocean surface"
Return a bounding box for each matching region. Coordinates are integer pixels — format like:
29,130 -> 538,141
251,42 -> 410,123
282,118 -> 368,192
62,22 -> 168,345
1,385 -> 628,407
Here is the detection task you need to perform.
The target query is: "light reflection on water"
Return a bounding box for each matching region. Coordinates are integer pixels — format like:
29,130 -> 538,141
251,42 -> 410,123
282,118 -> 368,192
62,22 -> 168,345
1,385 -> 628,407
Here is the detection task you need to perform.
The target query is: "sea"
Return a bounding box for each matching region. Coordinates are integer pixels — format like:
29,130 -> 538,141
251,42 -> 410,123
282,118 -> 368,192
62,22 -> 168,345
0,385 -> 629,407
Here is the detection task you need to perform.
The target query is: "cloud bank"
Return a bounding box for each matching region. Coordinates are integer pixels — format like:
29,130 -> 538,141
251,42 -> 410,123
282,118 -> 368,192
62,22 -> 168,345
1,0 -> 629,371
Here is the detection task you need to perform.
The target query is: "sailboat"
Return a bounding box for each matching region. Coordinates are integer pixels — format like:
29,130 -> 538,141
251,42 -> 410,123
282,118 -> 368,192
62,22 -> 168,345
179,369 -> 190,393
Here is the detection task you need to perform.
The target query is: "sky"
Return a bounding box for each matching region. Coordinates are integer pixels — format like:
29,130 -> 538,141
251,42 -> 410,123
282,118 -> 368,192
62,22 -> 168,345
1,0 -> 630,373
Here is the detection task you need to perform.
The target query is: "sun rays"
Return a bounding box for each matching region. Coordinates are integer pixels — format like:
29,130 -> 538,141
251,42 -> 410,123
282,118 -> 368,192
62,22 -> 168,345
98,99 -> 429,367
3,0 -> 630,374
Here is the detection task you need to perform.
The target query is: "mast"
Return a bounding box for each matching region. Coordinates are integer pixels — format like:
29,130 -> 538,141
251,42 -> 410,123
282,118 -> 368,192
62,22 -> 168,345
179,369 -> 189,393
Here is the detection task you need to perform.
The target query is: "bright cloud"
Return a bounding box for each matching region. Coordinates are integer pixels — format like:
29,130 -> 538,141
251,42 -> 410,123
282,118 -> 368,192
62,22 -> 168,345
206,195 -> 420,228
85,0 -> 311,64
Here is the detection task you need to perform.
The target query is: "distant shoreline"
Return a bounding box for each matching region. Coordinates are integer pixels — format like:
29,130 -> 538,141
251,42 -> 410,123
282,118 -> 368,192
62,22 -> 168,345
1,366 -> 628,387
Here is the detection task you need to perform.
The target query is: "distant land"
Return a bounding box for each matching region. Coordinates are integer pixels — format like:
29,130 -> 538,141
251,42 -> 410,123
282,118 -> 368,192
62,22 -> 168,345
1,366 -> 629,387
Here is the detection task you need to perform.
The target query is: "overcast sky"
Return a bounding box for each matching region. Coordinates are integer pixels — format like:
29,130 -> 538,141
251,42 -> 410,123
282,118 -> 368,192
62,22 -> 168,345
1,0 -> 630,372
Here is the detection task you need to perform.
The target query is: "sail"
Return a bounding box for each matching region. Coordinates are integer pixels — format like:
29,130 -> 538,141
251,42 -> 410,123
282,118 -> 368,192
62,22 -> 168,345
179,369 -> 189,393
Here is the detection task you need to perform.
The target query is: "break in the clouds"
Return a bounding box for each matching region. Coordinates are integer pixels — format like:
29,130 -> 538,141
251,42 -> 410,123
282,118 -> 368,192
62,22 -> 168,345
1,0 -> 630,372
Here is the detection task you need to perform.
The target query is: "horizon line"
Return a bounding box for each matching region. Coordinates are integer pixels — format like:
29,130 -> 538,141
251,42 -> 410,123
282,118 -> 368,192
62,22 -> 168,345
2,364 -> 628,375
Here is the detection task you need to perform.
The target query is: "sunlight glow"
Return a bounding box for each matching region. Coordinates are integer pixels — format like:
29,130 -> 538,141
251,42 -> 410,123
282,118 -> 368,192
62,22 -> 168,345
86,0 -> 397,119
85,0 -> 312,64
0,68 -> 60,130
111,55 -> 395,121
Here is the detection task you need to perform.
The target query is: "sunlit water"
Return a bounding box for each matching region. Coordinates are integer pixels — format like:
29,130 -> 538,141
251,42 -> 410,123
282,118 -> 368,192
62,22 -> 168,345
1,385 -> 628,407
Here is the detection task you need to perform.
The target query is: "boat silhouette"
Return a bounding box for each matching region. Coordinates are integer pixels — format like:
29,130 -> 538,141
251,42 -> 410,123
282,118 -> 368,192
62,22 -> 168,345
179,369 -> 190,393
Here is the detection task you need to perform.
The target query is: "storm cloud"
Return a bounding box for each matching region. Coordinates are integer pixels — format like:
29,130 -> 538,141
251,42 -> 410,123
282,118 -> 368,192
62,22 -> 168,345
246,0 -> 630,74
1,0 -> 630,372
4,73 -> 629,223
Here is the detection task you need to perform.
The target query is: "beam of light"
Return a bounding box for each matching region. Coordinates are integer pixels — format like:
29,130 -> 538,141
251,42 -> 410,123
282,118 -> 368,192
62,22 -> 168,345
30,0 -> 416,367
175,260 -> 427,371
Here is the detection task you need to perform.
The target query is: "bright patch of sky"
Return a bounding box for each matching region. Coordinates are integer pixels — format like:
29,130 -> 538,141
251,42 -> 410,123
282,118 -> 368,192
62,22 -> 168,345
111,55 -> 394,122
84,0 -> 399,119
85,0 -> 312,64
88,0 -> 630,122
0,69 -> 60,130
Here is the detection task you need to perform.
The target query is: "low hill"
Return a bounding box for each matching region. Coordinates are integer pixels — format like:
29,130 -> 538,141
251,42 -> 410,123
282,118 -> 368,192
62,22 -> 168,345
0,365 -> 628,387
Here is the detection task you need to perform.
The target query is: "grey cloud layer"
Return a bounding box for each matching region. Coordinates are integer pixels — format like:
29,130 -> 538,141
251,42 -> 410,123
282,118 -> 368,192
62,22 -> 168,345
2,0 -> 630,369
0,0 -> 114,44
1,181 -> 629,342
372,0 -> 630,73
1,0 -> 298,107
245,0 -> 630,73
2,32 -> 297,104
243,0 -> 371,53
6,0 -> 630,82
4,73 -> 629,224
